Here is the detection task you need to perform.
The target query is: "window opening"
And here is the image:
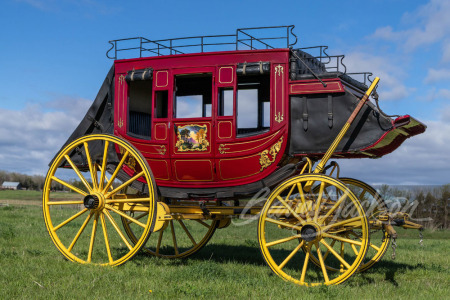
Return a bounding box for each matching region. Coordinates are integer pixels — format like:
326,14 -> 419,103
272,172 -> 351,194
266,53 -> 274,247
236,74 -> 270,136
128,80 -> 152,138
218,88 -> 233,116
155,90 -> 168,118
174,73 -> 212,118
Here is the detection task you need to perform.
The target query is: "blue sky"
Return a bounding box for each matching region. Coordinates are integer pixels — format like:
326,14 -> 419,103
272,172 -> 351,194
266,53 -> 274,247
0,0 -> 449,184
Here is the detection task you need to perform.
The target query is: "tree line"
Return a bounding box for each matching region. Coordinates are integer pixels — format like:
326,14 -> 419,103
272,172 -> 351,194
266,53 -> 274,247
1,169 -> 448,228
378,184 -> 449,229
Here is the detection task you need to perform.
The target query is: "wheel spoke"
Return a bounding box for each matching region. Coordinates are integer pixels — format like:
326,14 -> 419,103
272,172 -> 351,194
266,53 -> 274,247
84,142 -> 98,190
264,217 -> 303,231
318,192 -> 349,224
47,200 -> 84,205
170,220 -> 179,255
104,210 -> 133,250
102,150 -> 129,193
87,212 -> 99,263
68,211 -> 93,252
51,176 -> 88,197
100,213 -> 113,264
195,219 -> 211,228
106,197 -> 152,204
300,245 -> 310,284
322,239 -> 336,261
284,184 -> 296,201
340,240 -> 345,273
297,183 -> 311,222
369,243 -> 380,251
278,240 -> 304,270
323,216 -> 363,231
322,233 -> 363,246
178,220 -> 197,246
99,141 -> 109,191
345,233 -> 360,255
105,171 -> 145,199
105,204 -> 146,228
313,182 -> 325,222
155,229 -> 164,255
266,234 -> 302,247
125,211 -> 149,225
359,190 -> 366,200
53,208 -> 88,231
315,242 -> 330,284
64,155 -> 93,193
276,196 -> 305,224
320,239 -> 351,269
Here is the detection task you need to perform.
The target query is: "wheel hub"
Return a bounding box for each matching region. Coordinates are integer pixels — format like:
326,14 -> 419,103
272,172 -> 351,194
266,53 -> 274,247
301,223 -> 321,242
83,193 -> 105,210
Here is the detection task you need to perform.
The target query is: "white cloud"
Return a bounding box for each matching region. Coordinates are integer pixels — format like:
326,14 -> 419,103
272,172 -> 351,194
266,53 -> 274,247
343,52 -> 409,101
371,26 -> 401,41
371,0 -> 450,51
424,68 -> 450,83
0,96 -> 91,175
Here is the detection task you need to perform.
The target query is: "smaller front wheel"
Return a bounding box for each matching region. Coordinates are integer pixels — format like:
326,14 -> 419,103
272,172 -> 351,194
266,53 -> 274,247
258,174 -> 369,286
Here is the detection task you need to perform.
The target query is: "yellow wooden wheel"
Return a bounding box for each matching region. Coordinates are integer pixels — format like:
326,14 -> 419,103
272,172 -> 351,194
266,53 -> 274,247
258,174 -> 369,286
43,134 -> 157,266
122,216 -> 219,258
339,178 -> 390,272
307,177 -> 390,273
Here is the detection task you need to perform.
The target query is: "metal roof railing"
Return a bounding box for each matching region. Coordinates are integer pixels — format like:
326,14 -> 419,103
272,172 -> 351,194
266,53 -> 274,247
106,25 -> 298,60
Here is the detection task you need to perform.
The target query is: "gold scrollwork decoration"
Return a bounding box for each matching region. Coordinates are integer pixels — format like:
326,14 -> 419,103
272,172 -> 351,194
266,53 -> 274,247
218,144 -> 230,154
119,74 -> 125,85
274,112 -> 284,123
259,137 -> 284,171
119,146 -> 136,171
117,118 -> 124,128
158,145 -> 167,155
275,64 -> 284,76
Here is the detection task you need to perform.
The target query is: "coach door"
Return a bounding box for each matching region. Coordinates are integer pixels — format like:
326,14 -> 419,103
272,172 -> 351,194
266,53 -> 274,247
170,67 -> 216,182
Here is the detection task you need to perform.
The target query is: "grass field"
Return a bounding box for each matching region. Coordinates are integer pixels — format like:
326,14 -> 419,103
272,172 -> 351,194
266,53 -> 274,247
0,197 -> 449,299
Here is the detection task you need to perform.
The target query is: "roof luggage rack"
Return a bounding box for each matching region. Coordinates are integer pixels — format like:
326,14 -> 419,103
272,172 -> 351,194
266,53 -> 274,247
106,25 -> 298,60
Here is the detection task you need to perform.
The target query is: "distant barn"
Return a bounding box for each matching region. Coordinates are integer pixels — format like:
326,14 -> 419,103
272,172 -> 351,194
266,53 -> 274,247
1,181 -> 22,190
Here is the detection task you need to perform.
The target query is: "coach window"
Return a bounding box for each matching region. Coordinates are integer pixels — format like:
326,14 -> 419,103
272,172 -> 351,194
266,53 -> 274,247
236,74 -> 270,136
128,80 -> 152,139
155,90 -> 168,119
174,73 -> 212,118
218,88 -> 233,116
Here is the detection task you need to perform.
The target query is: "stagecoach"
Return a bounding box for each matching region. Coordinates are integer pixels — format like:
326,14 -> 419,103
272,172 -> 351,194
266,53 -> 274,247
43,26 -> 426,286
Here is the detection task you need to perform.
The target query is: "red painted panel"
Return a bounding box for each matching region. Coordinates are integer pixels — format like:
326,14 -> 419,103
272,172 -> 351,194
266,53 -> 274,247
155,70 -> 169,88
218,154 -> 261,180
217,121 -> 233,139
289,79 -> 344,95
218,66 -> 234,85
147,159 -> 170,180
154,123 -> 168,140
174,160 -> 214,181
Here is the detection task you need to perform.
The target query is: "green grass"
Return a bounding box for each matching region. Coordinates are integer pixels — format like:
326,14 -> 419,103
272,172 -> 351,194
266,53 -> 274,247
0,190 -> 78,201
0,204 -> 449,299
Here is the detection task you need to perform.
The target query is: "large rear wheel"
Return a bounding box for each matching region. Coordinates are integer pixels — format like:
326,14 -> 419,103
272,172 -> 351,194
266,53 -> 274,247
43,134 -> 157,266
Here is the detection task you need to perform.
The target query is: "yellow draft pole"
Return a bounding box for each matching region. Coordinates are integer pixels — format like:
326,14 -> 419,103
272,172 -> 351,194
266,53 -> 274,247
313,77 -> 380,174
